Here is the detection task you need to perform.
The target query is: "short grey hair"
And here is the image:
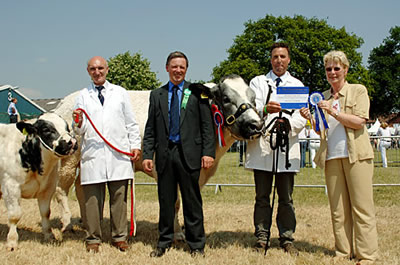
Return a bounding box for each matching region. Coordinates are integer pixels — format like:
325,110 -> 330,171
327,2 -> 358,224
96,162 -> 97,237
323,51 -> 350,69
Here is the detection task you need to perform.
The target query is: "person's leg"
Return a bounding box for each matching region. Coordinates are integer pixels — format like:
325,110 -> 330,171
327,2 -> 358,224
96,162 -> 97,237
83,183 -> 105,245
344,159 -> 378,262
253,170 -> 273,245
275,172 -> 296,247
325,159 -> 353,258
379,143 -> 387,168
156,146 -> 178,249
108,179 -> 129,243
9,115 -> 17,123
177,154 -> 204,251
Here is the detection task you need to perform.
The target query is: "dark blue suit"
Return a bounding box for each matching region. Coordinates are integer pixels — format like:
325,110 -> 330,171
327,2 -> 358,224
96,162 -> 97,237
142,81 -> 215,250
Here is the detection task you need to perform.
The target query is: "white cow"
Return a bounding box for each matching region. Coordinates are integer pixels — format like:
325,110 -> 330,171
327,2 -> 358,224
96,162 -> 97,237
53,75 -> 263,239
0,113 -> 77,250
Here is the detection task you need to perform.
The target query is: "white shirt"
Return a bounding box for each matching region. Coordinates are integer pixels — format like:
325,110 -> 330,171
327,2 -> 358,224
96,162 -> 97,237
245,71 -> 307,172
326,99 -> 348,160
8,102 -> 18,115
75,81 -> 141,185
377,127 -> 391,140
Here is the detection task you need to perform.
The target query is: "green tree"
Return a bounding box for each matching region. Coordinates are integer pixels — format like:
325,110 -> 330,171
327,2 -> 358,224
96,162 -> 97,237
368,26 -> 400,118
212,15 -> 369,93
107,51 -> 161,90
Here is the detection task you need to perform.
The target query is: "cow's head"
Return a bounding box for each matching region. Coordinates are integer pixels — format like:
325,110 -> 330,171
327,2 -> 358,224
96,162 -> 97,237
191,75 -> 263,140
17,113 -> 77,174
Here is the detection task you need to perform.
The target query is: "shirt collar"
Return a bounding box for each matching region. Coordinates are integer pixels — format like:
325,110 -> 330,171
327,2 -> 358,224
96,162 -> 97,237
91,80 -> 109,91
168,81 -> 184,92
268,71 -> 289,84
328,81 -> 348,99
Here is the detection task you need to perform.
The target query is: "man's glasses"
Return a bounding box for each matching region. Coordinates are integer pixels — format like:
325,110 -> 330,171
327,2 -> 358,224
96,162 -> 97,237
325,67 -> 341,72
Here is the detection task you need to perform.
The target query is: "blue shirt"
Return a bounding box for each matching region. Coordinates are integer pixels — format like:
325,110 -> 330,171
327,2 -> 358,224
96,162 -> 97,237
168,81 -> 184,142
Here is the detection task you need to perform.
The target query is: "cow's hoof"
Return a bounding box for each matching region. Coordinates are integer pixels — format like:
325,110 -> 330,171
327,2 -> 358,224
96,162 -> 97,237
6,242 -> 18,251
61,223 -> 73,233
174,232 -> 186,242
44,232 -> 56,243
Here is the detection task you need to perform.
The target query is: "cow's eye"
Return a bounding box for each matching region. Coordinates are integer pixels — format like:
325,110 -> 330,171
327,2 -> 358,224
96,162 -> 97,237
41,127 -> 51,134
223,96 -> 231,104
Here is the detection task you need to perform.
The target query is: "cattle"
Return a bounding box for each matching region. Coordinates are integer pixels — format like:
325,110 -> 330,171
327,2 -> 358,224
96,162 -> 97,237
0,113 -> 77,250
53,75 -> 263,239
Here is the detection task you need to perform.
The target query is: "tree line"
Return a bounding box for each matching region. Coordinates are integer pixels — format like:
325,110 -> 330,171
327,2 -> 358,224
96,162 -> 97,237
107,15 -> 399,119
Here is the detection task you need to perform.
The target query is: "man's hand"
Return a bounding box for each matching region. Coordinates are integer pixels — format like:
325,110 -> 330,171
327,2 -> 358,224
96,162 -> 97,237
201,156 -> 214,169
72,110 -> 83,128
142,159 -> 153,173
265,101 -> 282,114
130,149 -> 141,162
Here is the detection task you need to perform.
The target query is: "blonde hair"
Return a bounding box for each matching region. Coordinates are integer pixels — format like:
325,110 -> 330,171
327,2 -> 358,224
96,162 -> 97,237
323,50 -> 350,69
381,122 -> 388,129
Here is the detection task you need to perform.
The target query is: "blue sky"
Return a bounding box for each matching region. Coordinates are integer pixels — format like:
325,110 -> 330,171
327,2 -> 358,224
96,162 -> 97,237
1,0 -> 399,99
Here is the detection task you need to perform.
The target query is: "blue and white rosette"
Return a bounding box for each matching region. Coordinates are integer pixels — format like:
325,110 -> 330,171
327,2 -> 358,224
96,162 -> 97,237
309,92 -> 329,132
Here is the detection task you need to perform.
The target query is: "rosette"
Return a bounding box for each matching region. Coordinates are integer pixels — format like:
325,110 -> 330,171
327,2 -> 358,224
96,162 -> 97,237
308,92 -> 329,132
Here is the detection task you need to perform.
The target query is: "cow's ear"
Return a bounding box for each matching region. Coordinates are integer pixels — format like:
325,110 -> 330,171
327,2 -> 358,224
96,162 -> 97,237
189,83 -> 215,100
16,122 -> 37,136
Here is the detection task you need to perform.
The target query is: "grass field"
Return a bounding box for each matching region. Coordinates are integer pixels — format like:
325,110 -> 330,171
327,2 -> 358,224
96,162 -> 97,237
0,152 -> 399,265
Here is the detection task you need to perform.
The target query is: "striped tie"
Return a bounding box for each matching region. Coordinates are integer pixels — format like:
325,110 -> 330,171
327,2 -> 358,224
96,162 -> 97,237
96,86 -> 104,105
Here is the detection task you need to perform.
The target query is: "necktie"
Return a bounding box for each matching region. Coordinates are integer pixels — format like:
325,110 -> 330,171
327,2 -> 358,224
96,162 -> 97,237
275,77 -> 282,87
96,86 -> 104,105
169,86 -> 180,139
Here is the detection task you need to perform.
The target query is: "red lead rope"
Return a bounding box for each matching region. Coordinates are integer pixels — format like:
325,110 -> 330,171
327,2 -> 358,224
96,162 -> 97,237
74,108 -> 136,236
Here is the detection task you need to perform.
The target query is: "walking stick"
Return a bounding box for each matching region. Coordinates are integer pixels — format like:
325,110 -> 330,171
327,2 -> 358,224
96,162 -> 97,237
263,112 -> 291,255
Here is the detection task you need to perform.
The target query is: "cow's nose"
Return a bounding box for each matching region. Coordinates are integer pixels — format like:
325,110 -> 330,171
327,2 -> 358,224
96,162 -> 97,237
69,138 -> 78,151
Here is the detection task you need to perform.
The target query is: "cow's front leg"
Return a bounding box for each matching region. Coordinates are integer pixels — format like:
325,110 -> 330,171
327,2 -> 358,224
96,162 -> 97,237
74,172 -> 87,228
2,180 -> 22,251
37,197 -> 55,242
54,186 -> 72,232
173,194 -> 185,242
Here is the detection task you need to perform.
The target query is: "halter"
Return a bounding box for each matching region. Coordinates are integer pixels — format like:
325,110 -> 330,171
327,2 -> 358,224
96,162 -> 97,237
38,131 -> 73,157
225,103 -> 255,125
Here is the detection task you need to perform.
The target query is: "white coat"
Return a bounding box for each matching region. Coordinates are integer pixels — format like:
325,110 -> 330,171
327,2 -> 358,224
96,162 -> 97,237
75,81 -> 141,185
245,71 -> 307,173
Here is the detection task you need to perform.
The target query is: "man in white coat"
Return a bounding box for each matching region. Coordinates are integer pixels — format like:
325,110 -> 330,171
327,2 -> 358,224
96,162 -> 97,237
245,43 -> 306,255
73,56 -> 141,253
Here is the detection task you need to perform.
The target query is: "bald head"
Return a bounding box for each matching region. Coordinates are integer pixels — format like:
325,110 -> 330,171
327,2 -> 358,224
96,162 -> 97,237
87,56 -> 109,86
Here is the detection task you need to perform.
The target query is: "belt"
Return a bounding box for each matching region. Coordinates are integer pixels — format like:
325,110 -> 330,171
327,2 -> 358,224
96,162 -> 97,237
168,140 -> 181,148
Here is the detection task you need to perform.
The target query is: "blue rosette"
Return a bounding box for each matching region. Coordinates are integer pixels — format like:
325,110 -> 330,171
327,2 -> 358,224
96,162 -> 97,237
309,92 -> 329,132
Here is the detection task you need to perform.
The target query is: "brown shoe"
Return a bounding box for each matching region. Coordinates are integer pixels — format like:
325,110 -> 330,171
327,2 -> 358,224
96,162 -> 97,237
86,243 -> 100,253
112,241 -> 130,252
282,243 -> 299,256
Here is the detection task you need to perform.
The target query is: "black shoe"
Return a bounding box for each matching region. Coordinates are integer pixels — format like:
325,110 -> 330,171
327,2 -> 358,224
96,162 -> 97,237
190,248 -> 205,257
150,247 -> 167,258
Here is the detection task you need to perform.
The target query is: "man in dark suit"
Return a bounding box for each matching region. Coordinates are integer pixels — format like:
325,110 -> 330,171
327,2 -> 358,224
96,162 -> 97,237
142,51 -> 215,257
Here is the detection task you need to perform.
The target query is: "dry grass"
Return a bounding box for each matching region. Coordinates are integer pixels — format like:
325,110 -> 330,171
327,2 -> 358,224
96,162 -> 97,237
1,153 -> 399,264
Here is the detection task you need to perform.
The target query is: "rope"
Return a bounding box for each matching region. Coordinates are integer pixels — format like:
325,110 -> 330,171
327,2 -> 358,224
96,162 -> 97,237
75,108 -> 135,157
74,108 -> 136,237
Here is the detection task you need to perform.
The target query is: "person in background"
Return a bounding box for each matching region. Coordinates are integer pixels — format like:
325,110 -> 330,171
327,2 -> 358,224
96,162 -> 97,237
7,98 -> 19,123
298,127 -> 308,168
245,42 -> 306,256
308,123 -> 320,169
377,122 -> 391,168
300,50 -> 378,264
73,56 -> 141,253
142,51 -> 215,258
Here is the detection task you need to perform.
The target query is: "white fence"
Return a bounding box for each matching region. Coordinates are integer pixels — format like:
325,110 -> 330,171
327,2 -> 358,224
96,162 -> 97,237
136,136 -> 400,191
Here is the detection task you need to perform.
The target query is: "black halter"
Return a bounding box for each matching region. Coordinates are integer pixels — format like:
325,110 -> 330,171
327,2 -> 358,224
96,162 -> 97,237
225,103 -> 254,125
